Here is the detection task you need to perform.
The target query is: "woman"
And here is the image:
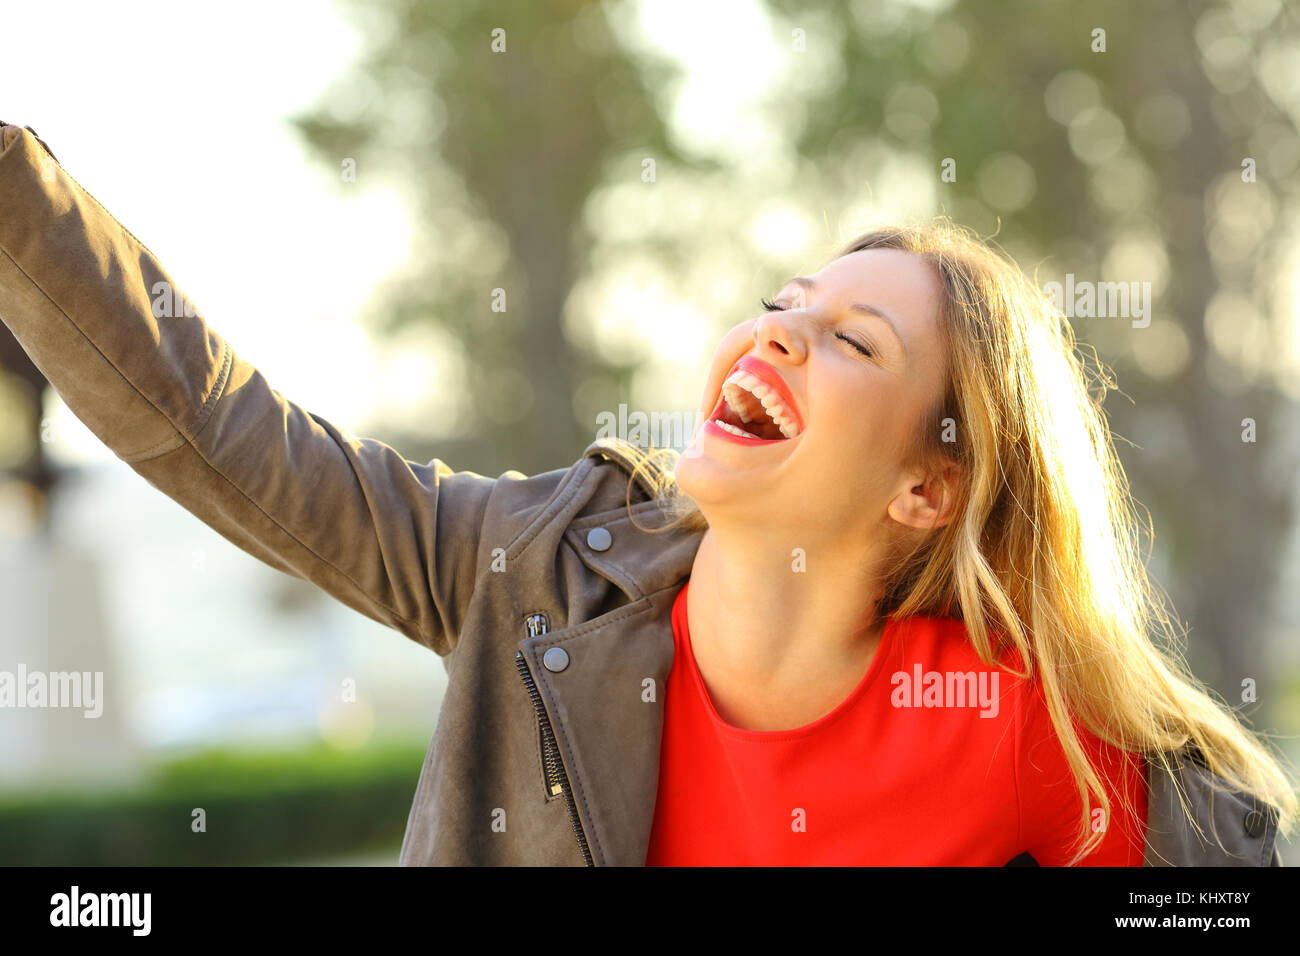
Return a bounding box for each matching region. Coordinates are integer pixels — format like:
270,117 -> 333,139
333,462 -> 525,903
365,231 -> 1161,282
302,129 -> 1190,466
637,224 -> 1298,865
0,121 -> 1293,865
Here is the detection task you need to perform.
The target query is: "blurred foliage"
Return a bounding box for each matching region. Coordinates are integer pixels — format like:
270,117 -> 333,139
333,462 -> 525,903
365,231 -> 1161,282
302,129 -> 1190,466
290,0 -> 716,476
0,739 -> 427,865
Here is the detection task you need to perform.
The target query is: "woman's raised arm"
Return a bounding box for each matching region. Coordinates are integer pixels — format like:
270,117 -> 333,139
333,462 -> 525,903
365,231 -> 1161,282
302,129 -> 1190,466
0,123 -> 531,656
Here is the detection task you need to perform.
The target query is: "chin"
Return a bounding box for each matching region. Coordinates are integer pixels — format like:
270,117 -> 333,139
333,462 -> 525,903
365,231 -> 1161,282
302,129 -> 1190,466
672,451 -> 760,519
672,447 -> 705,498
672,449 -> 730,509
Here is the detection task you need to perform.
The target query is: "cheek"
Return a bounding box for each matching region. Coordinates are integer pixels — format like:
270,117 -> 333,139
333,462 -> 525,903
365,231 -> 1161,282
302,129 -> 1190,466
814,376 -> 912,462
815,374 -> 881,440
720,322 -> 756,369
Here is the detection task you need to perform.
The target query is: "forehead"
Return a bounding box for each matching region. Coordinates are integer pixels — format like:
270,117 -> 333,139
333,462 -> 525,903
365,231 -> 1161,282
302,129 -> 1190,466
806,248 -> 943,331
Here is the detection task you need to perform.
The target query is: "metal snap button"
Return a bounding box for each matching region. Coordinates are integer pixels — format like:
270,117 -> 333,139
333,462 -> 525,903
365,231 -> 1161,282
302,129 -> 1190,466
586,527 -> 612,552
1243,808 -> 1266,838
542,647 -> 570,673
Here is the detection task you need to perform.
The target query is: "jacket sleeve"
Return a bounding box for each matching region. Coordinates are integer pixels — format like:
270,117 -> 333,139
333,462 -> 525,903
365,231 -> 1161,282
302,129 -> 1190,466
0,123 -> 538,656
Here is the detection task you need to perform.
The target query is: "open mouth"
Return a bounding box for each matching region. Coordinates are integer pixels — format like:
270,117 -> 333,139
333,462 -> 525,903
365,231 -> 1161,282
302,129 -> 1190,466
705,358 -> 804,443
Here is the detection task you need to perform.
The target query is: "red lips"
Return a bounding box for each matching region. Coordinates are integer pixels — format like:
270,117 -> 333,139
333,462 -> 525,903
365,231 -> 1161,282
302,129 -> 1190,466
725,355 -> 805,433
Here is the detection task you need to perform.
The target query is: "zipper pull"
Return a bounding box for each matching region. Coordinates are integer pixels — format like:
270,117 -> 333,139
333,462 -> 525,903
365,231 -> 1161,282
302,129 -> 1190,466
525,612 -> 549,639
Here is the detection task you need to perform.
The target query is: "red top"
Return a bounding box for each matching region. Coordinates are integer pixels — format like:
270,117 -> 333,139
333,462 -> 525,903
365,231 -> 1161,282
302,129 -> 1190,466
645,580 -> 1148,865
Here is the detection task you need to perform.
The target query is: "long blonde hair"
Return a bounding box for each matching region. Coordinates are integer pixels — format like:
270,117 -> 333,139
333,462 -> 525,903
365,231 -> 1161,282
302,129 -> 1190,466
623,217 -> 1298,862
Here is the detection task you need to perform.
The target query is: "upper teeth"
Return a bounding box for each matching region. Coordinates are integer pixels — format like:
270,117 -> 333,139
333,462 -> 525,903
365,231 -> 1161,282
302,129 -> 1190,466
721,371 -> 802,439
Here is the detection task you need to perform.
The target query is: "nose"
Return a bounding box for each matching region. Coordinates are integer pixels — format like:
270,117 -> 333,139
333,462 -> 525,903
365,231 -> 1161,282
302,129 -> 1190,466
752,308 -> 807,364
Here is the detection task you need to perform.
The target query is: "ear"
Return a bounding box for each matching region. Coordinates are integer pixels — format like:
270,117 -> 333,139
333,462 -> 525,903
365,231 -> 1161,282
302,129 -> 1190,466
887,463 -> 961,531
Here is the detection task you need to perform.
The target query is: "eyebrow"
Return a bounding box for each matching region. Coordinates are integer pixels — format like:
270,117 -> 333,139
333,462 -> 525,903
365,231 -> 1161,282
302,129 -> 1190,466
783,276 -> 906,357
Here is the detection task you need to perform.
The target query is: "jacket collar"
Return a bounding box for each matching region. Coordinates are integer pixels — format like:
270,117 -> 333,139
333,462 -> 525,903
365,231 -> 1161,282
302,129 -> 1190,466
567,438 -> 701,598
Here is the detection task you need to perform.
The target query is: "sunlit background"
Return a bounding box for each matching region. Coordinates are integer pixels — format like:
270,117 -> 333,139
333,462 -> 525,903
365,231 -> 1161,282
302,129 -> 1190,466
1,0 -> 1298,864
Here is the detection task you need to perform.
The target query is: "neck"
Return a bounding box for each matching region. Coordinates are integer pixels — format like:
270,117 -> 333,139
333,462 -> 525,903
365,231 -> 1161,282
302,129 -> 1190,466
685,519 -> 890,702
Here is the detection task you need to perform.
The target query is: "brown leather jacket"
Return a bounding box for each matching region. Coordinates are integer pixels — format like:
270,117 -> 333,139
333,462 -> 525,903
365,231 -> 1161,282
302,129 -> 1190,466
0,123 -> 1282,866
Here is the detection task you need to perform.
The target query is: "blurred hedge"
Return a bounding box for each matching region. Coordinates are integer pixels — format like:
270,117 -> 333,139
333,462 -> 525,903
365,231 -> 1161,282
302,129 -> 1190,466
0,738 -> 429,865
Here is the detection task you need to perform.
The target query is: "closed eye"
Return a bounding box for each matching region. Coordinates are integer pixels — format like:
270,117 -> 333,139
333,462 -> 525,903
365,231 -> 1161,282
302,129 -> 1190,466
760,297 -> 874,358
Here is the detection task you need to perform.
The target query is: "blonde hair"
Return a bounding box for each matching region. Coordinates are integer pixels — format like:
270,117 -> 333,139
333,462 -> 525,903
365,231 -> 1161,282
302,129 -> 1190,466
623,216 -> 1298,863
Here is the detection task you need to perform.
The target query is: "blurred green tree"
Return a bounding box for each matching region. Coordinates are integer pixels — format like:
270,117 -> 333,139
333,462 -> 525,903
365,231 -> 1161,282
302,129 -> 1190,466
289,0 -> 713,476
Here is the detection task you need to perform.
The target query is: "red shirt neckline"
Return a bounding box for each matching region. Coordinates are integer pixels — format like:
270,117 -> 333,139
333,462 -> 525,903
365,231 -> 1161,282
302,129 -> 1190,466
674,579 -> 896,742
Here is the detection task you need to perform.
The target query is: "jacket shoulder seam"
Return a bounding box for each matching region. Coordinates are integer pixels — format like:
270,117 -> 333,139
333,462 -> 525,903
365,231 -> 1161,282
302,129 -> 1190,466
502,456 -> 596,562
583,437 -> 672,500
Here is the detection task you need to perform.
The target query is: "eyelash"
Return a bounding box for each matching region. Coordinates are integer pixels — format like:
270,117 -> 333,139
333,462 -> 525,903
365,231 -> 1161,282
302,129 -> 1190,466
760,297 -> 874,358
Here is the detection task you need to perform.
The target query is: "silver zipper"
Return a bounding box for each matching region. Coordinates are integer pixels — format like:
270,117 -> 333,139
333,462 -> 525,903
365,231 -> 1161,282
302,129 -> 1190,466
515,612 -> 594,866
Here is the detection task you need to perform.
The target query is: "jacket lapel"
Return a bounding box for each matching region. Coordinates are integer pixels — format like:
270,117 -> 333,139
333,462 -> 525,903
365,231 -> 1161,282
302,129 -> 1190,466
519,447 -> 702,864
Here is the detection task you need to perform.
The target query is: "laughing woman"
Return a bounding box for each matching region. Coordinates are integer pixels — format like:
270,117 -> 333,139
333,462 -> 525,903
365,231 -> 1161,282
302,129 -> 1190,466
638,225 -> 1297,865
0,121 -> 1294,865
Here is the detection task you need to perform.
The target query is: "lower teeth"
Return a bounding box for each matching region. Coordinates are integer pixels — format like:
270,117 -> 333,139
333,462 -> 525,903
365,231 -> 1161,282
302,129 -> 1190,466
715,418 -> 761,440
